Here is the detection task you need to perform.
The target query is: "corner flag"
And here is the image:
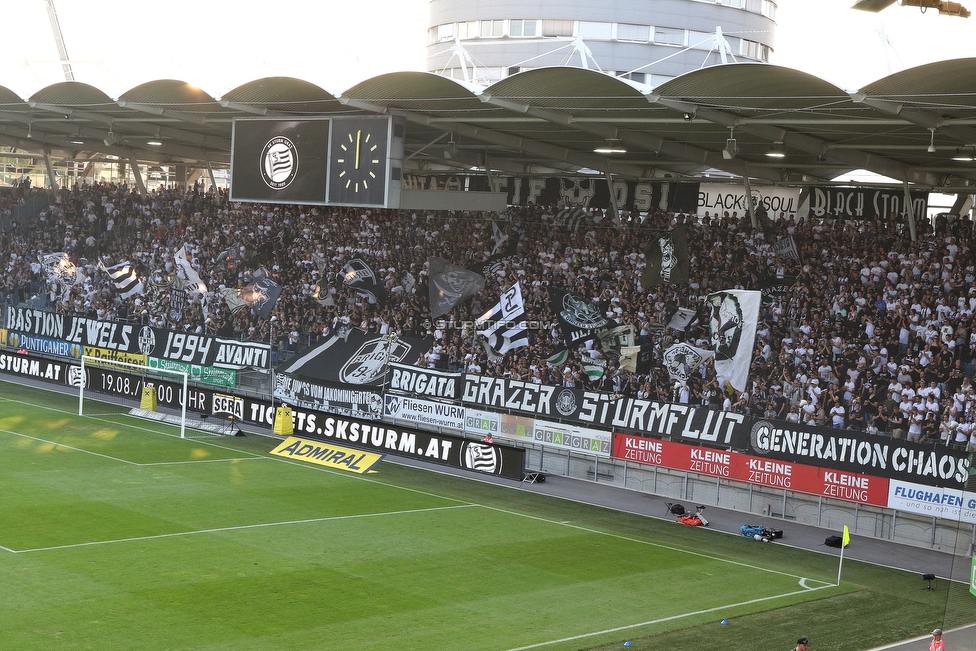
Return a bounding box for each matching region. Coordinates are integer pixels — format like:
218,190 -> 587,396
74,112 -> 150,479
843,525 -> 850,547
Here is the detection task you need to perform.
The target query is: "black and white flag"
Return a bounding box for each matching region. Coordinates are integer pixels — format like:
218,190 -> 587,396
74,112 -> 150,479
772,234 -> 801,260
477,282 -> 528,356
663,342 -> 715,386
39,252 -> 83,303
98,260 -> 143,298
642,226 -> 689,286
341,258 -> 387,306
548,288 -> 614,345
554,207 -> 587,233
667,307 -> 698,331
239,276 -> 283,320
707,289 -> 761,393
428,257 -> 485,318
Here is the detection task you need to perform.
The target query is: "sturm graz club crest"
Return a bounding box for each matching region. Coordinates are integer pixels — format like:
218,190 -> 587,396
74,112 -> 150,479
707,291 -> 743,361
462,441 -> 499,474
554,389 -> 577,417
260,136 -> 299,190
663,343 -> 705,383
340,336 -> 412,385
138,326 -> 156,355
749,420 -> 774,455
560,292 -> 610,330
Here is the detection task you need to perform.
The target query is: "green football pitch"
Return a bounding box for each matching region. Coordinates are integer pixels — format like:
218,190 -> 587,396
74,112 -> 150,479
0,380 -> 968,651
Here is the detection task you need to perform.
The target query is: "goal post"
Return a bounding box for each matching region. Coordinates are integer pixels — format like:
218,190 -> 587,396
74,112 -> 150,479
78,355 -> 189,438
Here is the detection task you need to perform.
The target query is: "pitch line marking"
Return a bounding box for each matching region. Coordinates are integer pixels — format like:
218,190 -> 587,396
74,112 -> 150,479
9,503 -> 476,553
503,583 -> 834,651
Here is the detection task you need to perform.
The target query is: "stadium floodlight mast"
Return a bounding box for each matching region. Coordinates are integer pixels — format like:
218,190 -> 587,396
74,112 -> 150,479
78,355 -> 189,438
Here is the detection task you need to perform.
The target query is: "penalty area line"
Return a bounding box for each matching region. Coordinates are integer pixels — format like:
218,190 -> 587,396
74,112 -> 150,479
502,583 -> 835,651
10,503 -> 477,553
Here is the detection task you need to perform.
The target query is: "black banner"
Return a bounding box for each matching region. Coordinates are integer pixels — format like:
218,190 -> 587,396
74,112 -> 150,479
287,413 -> 525,480
748,419 -> 970,489
276,329 -> 427,387
548,288 -> 615,345
0,351 -> 74,385
3,308 -> 271,369
808,186 -> 928,220
461,375 -> 748,446
388,363 -> 464,401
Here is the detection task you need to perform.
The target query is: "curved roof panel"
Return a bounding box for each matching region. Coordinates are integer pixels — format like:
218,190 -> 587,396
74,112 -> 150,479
0,61 -> 972,188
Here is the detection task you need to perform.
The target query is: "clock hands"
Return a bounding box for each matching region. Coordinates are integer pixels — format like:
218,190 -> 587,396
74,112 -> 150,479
354,129 -> 361,170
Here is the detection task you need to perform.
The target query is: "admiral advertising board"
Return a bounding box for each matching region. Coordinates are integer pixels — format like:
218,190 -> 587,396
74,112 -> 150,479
384,395 -> 465,431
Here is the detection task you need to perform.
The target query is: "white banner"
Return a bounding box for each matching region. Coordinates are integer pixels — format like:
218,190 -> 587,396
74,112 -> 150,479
384,395 -> 465,430
887,479 -> 976,525
708,289 -> 761,393
697,183 -> 800,218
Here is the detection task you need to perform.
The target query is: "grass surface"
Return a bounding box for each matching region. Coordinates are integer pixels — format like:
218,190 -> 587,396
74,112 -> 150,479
0,379 -> 968,651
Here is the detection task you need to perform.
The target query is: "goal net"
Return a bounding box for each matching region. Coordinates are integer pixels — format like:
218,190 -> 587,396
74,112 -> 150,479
78,355 -> 189,438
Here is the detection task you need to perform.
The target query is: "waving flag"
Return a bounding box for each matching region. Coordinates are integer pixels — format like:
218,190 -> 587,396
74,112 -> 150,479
238,276 -> 283,320
477,282 -> 528,356
643,226 -> 689,286
772,234 -> 801,260
98,260 -> 144,298
342,258 -> 387,305
39,252 -> 83,303
707,289 -> 761,392
428,257 -> 485,318
549,287 -> 614,345
174,245 -> 208,295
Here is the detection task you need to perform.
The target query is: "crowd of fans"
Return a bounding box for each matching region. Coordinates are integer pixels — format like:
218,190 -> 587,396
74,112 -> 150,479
2,178 -> 976,451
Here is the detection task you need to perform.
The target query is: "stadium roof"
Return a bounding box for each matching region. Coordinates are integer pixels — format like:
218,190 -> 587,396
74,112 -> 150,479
1,60 -> 975,190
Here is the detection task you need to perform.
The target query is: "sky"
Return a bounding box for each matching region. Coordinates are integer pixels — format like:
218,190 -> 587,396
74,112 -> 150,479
5,0 -> 975,99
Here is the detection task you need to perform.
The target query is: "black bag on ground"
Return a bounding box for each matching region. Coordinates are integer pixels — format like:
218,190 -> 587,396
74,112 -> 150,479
824,535 -> 844,548
666,502 -> 685,515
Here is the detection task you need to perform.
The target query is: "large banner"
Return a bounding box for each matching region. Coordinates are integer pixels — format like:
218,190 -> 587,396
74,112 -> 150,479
747,419 -> 970,489
3,308 -> 271,369
697,183 -> 801,218
0,351 -> 75,386
276,329 -> 427,387
807,186 -> 928,220
461,376 -> 749,446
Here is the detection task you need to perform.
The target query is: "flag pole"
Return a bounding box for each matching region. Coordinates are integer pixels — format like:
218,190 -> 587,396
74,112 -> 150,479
836,525 -> 850,585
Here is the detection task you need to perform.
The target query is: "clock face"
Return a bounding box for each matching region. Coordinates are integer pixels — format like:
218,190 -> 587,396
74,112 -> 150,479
328,117 -> 390,207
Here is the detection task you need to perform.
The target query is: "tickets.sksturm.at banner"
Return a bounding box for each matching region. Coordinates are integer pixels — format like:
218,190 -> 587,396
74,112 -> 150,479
387,363 -> 464,401
2,307 -> 270,369
283,412 -> 524,480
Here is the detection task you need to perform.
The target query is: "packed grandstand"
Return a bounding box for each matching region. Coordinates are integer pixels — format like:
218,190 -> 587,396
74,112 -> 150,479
2,179 -> 975,452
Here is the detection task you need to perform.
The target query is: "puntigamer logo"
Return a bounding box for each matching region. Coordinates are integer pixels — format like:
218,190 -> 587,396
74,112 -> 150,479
260,136 -> 298,189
